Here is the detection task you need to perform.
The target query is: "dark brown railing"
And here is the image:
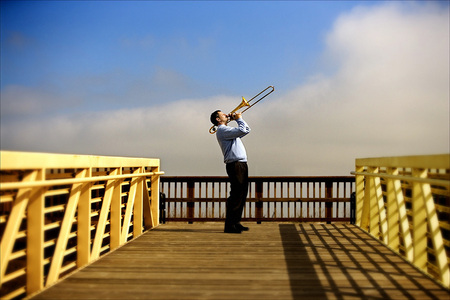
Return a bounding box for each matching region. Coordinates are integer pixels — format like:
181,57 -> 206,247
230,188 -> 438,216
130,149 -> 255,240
160,176 -> 355,223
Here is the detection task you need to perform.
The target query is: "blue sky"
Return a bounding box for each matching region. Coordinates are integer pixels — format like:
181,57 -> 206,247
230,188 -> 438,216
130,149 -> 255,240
1,1 -> 376,107
1,1 -> 449,176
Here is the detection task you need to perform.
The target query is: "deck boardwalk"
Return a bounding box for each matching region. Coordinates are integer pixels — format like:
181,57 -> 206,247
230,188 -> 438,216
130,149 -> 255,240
30,223 -> 449,300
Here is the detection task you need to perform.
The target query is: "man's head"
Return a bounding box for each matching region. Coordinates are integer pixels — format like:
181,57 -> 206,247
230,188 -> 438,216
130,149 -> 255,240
211,110 -> 230,126
210,110 -> 221,126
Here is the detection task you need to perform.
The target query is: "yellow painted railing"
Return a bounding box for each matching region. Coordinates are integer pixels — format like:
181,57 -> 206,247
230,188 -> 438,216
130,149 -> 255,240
352,154 -> 450,288
0,151 -> 163,299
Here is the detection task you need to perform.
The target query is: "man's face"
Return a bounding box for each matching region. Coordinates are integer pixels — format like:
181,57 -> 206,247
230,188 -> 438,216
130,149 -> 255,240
217,111 -> 229,124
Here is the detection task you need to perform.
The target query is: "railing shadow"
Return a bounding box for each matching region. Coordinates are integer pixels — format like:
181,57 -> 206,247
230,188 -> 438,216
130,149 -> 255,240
280,223 -> 448,300
338,224 -> 443,299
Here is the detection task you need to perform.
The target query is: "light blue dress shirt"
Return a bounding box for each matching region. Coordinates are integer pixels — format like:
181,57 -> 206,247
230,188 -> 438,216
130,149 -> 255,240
216,118 -> 251,164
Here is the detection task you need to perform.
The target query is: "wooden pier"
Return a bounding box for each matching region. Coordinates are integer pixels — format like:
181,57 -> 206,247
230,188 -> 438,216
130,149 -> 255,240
2,152 -> 448,299
29,222 -> 449,300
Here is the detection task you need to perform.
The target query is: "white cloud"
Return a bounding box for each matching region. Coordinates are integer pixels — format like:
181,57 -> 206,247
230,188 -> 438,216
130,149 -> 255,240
1,2 -> 448,176
248,2 -> 449,175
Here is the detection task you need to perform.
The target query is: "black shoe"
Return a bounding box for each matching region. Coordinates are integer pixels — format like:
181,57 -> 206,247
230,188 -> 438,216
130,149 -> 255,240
224,225 -> 242,234
236,223 -> 249,231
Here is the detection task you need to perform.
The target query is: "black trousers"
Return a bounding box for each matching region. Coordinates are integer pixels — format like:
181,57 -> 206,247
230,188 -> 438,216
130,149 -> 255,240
225,161 -> 249,228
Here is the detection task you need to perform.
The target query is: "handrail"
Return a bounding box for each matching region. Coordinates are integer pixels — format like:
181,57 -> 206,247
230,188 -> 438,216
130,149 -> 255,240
0,171 -> 165,190
351,171 -> 450,186
0,151 -> 163,299
160,176 -> 355,223
353,154 -> 450,288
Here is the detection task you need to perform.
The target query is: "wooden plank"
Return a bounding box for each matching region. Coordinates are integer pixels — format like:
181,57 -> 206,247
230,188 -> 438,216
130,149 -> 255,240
29,223 -> 449,300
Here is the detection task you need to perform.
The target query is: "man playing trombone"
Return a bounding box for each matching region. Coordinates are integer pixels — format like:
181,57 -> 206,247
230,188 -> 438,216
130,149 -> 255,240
210,110 -> 251,234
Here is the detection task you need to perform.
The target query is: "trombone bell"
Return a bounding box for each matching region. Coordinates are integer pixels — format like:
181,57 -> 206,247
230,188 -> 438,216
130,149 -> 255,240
230,97 -> 250,115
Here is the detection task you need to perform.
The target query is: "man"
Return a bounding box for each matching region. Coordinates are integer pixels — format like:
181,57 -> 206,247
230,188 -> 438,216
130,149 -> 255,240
210,110 -> 251,234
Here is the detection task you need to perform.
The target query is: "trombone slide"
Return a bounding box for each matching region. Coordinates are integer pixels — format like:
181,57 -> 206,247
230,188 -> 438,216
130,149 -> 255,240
209,85 -> 274,134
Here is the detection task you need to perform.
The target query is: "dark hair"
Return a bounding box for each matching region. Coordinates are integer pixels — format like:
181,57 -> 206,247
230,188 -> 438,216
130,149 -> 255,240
210,110 -> 221,125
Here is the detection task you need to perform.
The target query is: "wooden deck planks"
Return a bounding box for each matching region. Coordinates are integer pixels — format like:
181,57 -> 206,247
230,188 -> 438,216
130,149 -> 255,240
29,223 -> 449,300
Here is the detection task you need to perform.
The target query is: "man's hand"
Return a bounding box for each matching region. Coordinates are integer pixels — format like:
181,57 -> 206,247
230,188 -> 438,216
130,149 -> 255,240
229,112 -> 242,120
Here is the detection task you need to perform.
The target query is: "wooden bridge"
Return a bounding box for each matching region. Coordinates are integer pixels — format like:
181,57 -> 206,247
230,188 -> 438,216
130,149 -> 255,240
1,151 -> 449,299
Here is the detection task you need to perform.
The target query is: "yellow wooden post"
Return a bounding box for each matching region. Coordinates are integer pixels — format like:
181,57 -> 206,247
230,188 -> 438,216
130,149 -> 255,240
359,169 -> 371,232
355,165 -> 365,227
26,170 -> 45,294
133,167 -> 144,237
368,167 -> 379,237
110,168 -> 123,250
412,168 -> 427,271
77,168 -> 92,267
150,166 -> 161,227
143,176 -> 153,229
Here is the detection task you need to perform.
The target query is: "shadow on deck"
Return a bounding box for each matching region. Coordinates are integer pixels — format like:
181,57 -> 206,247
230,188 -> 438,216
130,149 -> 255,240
29,223 -> 449,300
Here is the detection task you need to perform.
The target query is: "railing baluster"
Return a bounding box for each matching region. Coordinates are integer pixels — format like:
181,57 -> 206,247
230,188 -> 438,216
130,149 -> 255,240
326,181 -> 333,224
187,180 -> 194,223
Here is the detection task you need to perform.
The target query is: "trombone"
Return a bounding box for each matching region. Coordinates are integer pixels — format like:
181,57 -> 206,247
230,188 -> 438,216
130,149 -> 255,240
209,85 -> 275,134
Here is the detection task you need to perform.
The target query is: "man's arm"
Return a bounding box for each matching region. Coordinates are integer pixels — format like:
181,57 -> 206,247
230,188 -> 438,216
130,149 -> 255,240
219,112 -> 251,139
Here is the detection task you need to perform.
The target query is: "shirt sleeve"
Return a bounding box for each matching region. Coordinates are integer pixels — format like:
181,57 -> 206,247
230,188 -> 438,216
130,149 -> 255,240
218,118 -> 251,140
